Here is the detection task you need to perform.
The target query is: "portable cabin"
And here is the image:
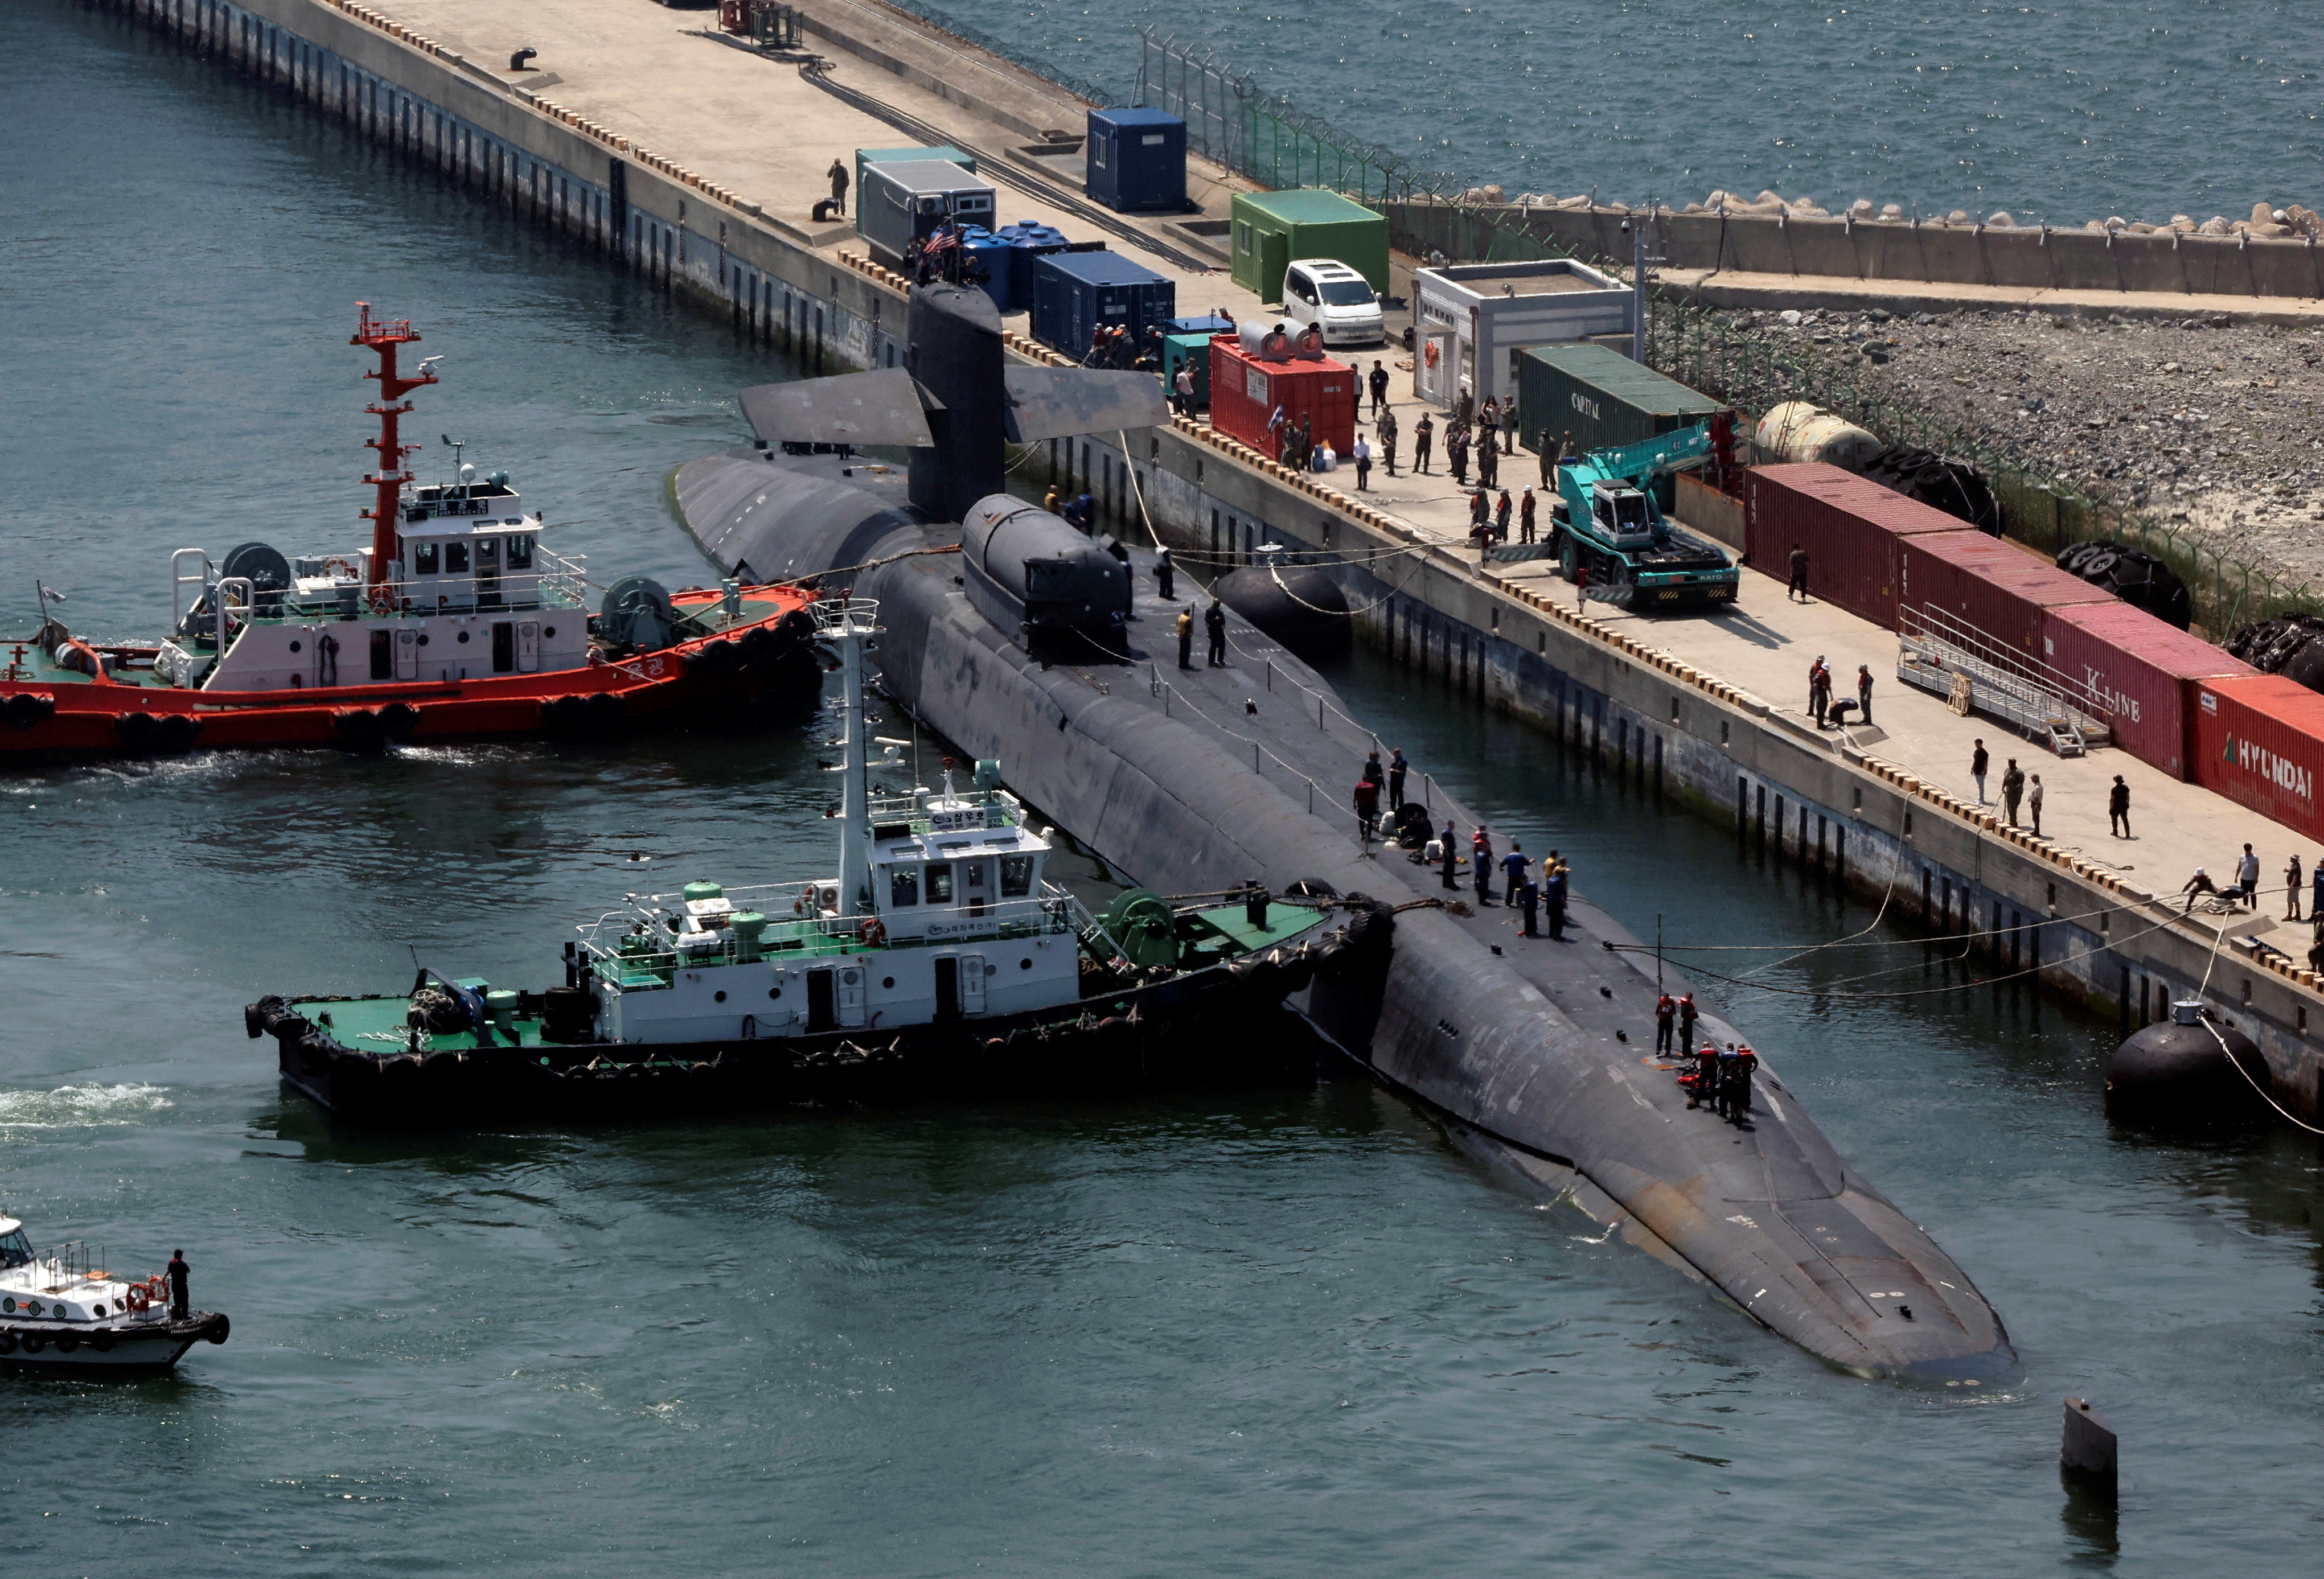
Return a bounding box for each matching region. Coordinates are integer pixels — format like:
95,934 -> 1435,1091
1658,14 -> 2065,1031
857,159 -> 997,270
1229,189 -> 1390,303
1085,108 -> 1187,213
853,145 -> 975,207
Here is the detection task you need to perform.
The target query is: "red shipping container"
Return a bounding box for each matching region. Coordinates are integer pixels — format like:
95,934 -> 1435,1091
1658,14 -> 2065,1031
1206,336 -> 1357,462
2192,674 -> 2324,842
1896,530 -> 2113,657
1743,464 -> 1967,628
2040,602 -> 2255,780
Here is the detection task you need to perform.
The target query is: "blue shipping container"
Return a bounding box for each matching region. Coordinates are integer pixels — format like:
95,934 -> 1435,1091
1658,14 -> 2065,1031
1165,314 -> 1236,336
1028,250 -> 1177,359
1085,108 -> 1187,213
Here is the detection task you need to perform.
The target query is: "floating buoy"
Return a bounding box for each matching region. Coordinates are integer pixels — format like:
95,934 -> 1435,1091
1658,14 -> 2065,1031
2105,999 -> 2270,1125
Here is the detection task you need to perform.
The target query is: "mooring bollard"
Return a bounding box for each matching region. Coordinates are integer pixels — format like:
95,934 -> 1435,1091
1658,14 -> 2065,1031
2061,1397 -> 2117,1502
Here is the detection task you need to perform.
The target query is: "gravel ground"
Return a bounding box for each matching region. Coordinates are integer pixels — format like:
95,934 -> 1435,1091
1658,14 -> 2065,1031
1717,307 -> 2324,586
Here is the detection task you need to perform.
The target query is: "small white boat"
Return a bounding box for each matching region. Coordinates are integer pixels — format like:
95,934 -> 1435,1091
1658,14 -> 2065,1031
0,1217 -> 230,1374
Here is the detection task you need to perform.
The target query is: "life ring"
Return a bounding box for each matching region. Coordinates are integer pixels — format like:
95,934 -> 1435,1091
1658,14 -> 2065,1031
126,1287 -> 149,1314
1423,339 -> 1440,368
321,556 -> 359,581
858,917 -> 888,947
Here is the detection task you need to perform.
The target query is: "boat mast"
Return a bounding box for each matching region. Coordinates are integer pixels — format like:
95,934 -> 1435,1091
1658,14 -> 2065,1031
818,599 -> 881,916
352,303 -> 438,605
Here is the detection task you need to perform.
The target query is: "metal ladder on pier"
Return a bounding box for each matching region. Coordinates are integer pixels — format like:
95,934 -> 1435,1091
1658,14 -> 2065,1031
1895,604 -> 2113,756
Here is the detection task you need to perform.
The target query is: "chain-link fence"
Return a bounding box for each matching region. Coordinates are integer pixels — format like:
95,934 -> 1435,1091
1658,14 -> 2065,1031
1135,27 -> 1459,207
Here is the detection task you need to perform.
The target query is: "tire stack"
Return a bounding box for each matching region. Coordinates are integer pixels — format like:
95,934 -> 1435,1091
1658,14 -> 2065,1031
1859,447 -> 2002,534
2055,541 -> 2194,630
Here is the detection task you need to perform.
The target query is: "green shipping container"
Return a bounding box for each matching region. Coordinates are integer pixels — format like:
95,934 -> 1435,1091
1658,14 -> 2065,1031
1518,342 -> 1724,462
1162,331 -> 1215,408
1229,189 -> 1389,303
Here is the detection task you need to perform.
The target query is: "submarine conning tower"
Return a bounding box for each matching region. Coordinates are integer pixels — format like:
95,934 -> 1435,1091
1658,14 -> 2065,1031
905,286 -> 1008,525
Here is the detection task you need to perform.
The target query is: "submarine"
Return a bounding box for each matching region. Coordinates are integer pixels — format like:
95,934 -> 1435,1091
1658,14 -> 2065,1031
672,285 -> 2017,1381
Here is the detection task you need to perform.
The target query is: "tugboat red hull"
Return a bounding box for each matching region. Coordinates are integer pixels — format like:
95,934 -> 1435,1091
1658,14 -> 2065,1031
0,587 -> 819,758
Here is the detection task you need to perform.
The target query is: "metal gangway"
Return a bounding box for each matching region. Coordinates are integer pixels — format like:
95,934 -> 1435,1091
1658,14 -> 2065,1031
1895,603 -> 2113,756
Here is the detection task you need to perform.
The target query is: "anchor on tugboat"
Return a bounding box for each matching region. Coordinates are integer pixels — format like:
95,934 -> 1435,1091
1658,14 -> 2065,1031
247,599 -> 1392,1123
0,305 -> 822,756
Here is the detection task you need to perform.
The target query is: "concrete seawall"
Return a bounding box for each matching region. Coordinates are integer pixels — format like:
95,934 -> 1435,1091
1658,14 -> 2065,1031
116,0 -> 2324,1123
1392,197 -> 2324,305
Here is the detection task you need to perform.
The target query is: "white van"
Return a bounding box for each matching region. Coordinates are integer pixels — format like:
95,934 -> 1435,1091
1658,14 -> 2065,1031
1279,259 -> 1385,348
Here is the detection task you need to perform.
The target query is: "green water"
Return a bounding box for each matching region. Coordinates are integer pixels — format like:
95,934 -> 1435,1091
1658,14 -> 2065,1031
2,7 -> 2319,1572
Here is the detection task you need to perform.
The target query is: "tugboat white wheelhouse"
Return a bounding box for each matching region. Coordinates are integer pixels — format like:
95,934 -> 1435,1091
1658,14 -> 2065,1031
247,600 -> 1394,1123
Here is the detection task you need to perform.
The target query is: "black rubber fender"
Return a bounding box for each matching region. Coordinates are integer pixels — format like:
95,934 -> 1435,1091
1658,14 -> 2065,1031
377,701 -> 419,741
89,1330 -> 114,1352
115,710 -> 161,751
334,707 -> 385,747
3,692 -> 56,730
585,690 -> 625,727
0,1331 -> 16,1356
204,1312 -> 231,1345
18,1333 -> 42,1355
156,712 -> 200,753
54,1334 -> 78,1355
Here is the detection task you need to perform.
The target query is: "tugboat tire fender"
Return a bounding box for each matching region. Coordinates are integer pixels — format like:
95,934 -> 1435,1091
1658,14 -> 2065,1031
157,712 -> 200,753
3,692 -> 56,730
18,1334 -> 42,1355
585,691 -> 625,727
89,1330 -> 114,1353
0,1331 -> 15,1355
204,1313 -> 231,1345
377,701 -> 419,741
114,710 -> 161,751
333,707 -> 385,746
54,1335 -> 77,1355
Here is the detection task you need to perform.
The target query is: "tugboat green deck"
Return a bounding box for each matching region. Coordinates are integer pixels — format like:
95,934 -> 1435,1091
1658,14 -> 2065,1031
246,599 -> 1390,1122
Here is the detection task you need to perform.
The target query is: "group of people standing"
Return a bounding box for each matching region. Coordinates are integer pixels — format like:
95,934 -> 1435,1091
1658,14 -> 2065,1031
1806,655 -> 1875,730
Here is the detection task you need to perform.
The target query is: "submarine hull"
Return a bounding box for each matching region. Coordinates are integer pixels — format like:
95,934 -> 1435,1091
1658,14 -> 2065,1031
677,450 -> 2014,1380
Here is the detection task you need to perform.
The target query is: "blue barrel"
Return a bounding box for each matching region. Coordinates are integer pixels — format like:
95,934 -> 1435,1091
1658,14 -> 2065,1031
996,221 -> 1068,256
959,227 -> 1018,313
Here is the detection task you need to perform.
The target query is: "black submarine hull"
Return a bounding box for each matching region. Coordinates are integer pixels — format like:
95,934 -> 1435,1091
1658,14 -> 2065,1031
676,446 -> 2014,1381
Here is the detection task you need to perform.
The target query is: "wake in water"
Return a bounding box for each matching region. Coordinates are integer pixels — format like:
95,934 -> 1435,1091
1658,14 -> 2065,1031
0,1083 -> 174,1129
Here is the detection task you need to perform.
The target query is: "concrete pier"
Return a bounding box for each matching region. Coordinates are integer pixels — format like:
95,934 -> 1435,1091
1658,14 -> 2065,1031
108,0 -> 2324,1120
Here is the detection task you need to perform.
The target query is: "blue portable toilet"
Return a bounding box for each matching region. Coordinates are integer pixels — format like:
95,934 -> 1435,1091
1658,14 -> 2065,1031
1085,108 -> 1187,213
1028,250 -> 1178,358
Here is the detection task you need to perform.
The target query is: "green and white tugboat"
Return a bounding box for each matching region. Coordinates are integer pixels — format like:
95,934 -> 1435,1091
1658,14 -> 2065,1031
247,599 -> 1385,1123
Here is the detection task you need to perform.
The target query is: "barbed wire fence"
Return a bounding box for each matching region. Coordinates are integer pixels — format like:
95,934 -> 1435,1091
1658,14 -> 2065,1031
1131,26 -> 2314,636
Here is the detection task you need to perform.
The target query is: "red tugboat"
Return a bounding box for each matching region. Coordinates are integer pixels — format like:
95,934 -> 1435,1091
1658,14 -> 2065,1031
0,306 -> 820,756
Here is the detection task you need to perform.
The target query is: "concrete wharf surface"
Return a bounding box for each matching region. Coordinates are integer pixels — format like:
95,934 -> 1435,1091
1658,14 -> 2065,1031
125,0 -> 2324,1120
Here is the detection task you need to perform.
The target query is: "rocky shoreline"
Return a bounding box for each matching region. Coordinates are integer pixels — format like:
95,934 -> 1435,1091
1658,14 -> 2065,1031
1465,187 -> 2324,241
1707,305 -> 2324,586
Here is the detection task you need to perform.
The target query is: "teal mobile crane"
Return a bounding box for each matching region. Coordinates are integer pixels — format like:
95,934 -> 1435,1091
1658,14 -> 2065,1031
1522,422 -> 1739,611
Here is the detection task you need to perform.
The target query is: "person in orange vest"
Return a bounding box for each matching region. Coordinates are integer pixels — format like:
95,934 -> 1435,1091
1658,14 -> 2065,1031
1677,993 -> 1699,1056
1654,993 -> 1677,1057
1471,827 -> 1494,906
1689,1041 -> 1718,1110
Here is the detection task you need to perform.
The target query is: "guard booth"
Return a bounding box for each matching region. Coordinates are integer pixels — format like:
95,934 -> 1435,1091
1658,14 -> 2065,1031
1411,259 -> 1631,413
